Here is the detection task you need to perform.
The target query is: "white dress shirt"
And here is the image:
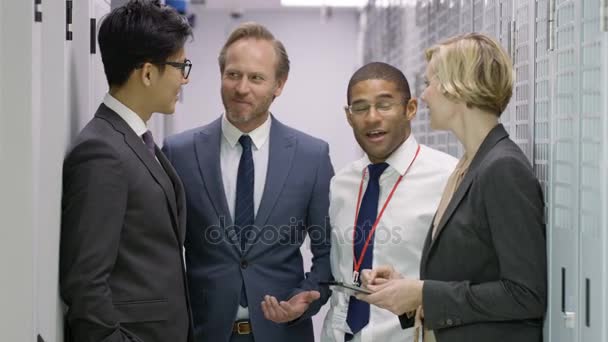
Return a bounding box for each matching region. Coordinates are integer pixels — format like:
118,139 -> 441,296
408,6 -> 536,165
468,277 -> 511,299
321,135 -> 457,342
103,93 -> 164,165
103,93 -> 147,138
220,114 -> 271,320
220,114 -> 271,221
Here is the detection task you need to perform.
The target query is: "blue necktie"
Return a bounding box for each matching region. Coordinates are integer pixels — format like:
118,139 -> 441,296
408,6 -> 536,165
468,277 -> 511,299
346,162 -> 389,338
235,135 -> 254,307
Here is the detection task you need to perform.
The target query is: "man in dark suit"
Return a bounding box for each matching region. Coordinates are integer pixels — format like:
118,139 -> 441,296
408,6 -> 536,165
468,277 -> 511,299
162,22 -> 333,342
59,1 -> 193,341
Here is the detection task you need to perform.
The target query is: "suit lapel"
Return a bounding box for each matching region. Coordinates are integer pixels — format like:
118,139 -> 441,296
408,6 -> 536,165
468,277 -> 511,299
193,118 -> 238,249
427,164 -> 476,248
423,124 -> 510,261
96,105 -> 180,237
157,149 -> 186,242
244,117 -> 296,256
419,216 -> 435,278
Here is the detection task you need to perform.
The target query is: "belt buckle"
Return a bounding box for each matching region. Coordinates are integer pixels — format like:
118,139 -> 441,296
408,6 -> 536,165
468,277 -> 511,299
235,320 -> 251,335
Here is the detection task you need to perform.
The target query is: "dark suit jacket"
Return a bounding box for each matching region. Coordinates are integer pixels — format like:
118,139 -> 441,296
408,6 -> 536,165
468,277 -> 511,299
162,115 -> 333,342
60,104 -> 192,342
401,124 -> 547,341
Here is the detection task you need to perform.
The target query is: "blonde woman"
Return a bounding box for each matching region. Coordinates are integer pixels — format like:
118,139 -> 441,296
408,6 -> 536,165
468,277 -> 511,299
357,33 -> 547,342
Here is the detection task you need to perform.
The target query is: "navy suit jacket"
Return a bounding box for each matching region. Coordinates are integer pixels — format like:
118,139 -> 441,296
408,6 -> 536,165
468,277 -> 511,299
162,115 -> 333,342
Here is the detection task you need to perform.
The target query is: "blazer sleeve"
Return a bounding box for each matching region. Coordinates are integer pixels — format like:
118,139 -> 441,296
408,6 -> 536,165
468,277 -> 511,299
422,155 -> 547,330
287,142 -> 335,323
60,139 -> 135,342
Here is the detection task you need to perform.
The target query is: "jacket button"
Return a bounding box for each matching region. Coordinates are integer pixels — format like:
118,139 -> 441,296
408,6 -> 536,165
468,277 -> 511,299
240,259 -> 248,269
446,319 -> 453,326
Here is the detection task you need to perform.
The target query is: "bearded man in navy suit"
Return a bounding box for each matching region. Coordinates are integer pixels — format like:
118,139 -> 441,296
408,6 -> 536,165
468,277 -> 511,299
162,22 -> 333,342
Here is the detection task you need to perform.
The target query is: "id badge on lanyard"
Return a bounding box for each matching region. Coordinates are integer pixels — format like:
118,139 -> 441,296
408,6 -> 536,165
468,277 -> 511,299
350,145 -> 420,287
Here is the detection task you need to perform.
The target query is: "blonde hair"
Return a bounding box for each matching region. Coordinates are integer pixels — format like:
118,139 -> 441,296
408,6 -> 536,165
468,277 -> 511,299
218,22 -> 290,80
425,32 -> 513,116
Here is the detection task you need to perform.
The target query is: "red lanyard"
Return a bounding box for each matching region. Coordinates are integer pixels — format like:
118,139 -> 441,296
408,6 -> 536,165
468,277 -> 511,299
351,144 -> 421,284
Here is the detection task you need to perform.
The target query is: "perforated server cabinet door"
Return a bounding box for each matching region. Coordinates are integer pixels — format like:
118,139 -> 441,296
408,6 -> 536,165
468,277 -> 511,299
473,0 -> 499,37
499,0 -> 515,134
362,0 -> 383,64
384,0 -> 404,68
410,0 -> 432,148
578,0 -> 606,341
512,0 -> 535,162
550,0 -> 580,341
426,0 -> 464,155
532,5 -> 552,339
602,13 -> 608,342
404,1 -> 428,144
481,0 -> 499,37
460,0 -> 473,32
473,0 -> 484,33
403,1 -> 431,145
534,0 -> 551,225
358,1 -> 608,341
445,0 -> 465,157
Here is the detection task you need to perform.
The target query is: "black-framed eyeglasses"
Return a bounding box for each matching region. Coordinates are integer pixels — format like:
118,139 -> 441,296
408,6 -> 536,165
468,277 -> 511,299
155,59 -> 193,79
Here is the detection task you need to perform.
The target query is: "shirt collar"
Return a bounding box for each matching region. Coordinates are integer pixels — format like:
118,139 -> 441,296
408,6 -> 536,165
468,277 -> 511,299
221,113 -> 272,150
103,93 -> 147,137
362,134 -> 419,176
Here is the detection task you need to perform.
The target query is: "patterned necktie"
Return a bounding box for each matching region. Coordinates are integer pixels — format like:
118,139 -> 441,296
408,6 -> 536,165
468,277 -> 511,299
141,130 -> 155,157
346,162 -> 389,338
234,135 -> 254,307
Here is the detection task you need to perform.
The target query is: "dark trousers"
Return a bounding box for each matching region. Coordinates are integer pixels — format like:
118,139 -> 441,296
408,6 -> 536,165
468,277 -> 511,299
230,332 -> 254,342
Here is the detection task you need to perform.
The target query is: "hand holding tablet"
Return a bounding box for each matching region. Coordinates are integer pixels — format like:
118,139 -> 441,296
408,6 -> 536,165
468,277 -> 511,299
319,281 -> 372,295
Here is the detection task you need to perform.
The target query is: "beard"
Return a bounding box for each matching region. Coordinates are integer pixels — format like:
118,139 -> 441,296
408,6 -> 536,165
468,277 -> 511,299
221,90 -> 275,127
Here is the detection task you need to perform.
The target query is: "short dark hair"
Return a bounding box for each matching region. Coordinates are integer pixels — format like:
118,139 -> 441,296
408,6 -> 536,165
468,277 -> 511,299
218,22 -> 290,80
346,62 -> 411,105
98,0 -> 192,87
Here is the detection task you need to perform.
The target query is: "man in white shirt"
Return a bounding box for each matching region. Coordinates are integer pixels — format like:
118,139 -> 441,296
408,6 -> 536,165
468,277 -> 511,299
321,62 -> 457,342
